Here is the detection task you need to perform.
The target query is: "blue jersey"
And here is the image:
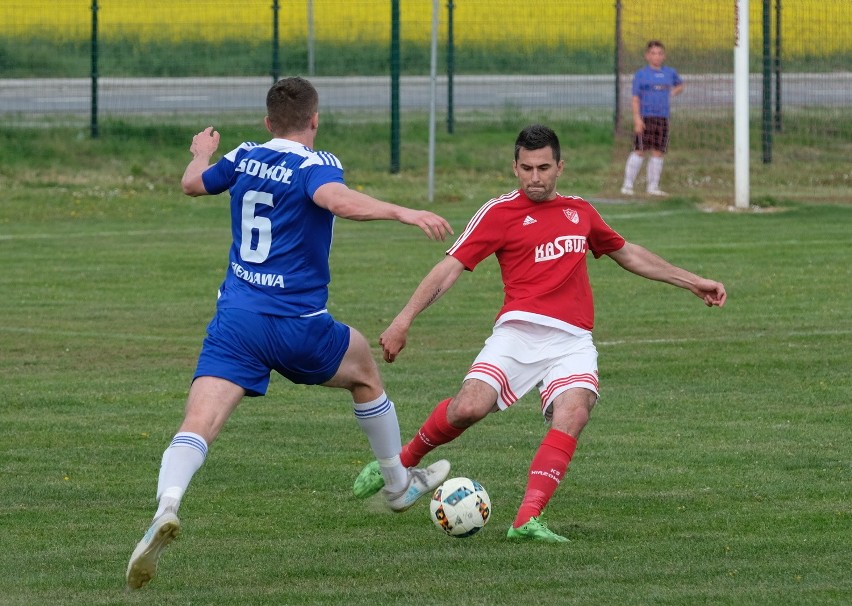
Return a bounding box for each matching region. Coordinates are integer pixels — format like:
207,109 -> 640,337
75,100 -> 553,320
201,138 -> 346,317
632,66 -> 682,118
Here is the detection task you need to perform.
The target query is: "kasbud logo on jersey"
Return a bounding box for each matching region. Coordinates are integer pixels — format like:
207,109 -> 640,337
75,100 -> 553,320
534,236 -> 587,263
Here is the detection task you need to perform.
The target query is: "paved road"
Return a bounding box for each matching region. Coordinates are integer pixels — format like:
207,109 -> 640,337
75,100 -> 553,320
1,74 -> 849,114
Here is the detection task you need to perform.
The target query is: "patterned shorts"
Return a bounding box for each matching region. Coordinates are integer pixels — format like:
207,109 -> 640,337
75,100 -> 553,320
634,116 -> 670,152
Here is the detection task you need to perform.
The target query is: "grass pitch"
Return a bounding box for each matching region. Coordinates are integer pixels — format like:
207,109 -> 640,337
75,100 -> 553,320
0,120 -> 849,606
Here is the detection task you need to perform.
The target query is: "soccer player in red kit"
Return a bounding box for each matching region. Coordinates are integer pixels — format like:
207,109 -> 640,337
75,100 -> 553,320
354,124 -> 726,542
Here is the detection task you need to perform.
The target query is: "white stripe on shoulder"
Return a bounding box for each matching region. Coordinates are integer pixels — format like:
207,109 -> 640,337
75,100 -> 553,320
556,192 -> 584,202
300,149 -> 342,169
223,141 -> 259,162
317,150 -> 343,169
258,139 -> 343,169
447,190 -> 520,255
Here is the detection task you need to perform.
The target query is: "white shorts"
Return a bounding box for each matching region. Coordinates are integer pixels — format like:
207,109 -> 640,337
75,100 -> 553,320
464,320 -> 599,421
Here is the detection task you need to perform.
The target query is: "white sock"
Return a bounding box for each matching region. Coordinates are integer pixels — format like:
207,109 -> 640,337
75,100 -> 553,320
623,153 -> 644,188
353,393 -> 407,492
154,432 -> 208,518
377,455 -> 408,494
647,157 -> 664,191
154,488 -> 183,520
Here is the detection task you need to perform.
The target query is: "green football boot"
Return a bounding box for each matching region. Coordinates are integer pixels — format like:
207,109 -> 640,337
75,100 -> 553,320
353,460 -> 385,498
506,516 -> 569,543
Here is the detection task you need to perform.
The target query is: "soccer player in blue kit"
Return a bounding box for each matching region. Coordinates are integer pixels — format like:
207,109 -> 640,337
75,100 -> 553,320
621,40 -> 684,197
126,77 -> 453,589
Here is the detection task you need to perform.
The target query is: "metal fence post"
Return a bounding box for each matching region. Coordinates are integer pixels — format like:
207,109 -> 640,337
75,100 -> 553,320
446,0 -> 455,134
614,0 -> 622,136
774,0 -> 782,132
90,0 -> 99,138
762,0 -> 772,163
390,0 -> 401,173
271,0 -> 281,83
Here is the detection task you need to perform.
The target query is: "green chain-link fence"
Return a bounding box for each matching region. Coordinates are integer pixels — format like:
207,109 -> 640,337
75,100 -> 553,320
1,1 -> 849,200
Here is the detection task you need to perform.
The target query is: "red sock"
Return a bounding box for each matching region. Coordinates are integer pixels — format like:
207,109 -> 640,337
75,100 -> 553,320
399,399 -> 465,468
512,429 -> 577,528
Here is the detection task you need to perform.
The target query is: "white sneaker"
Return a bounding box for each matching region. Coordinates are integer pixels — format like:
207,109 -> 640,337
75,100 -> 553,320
620,186 -> 634,196
384,459 -> 450,512
126,512 -> 180,590
647,188 -> 669,197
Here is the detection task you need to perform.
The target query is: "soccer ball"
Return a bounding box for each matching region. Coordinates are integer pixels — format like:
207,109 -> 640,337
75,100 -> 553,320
429,476 -> 491,537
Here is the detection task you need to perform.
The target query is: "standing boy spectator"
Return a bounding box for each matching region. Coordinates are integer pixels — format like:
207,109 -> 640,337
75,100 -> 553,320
621,40 -> 684,197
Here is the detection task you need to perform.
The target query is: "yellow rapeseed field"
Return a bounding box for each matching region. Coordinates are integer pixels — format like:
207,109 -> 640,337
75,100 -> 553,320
1,0 -> 848,56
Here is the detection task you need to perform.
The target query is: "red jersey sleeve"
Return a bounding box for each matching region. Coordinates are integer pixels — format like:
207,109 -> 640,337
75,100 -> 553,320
446,196 -> 508,270
587,205 -> 626,258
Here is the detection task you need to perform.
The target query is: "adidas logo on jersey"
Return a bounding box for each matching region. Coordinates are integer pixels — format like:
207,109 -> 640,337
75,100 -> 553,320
523,215 -> 537,226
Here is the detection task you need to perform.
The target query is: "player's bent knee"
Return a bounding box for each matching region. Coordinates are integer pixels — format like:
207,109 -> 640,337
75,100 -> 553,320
322,334 -> 383,396
447,398 -> 492,428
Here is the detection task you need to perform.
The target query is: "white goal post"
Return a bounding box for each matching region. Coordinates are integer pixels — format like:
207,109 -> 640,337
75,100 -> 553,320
428,1 -> 755,207
735,0 -> 751,209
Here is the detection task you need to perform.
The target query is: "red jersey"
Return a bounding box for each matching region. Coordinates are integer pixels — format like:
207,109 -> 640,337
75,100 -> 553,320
447,189 -> 625,332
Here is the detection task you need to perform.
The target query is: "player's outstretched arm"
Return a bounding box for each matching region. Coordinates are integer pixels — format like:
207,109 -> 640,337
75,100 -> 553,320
608,242 -> 726,307
312,182 -> 453,241
181,126 -> 220,197
380,256 -> 465,363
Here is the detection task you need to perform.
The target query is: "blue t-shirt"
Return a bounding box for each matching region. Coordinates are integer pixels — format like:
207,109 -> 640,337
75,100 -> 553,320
632,66 -> 683,118
201,138 -> 346,317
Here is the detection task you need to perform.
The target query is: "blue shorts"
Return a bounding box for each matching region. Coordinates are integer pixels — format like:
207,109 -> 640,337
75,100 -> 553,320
194,307 -> 351,396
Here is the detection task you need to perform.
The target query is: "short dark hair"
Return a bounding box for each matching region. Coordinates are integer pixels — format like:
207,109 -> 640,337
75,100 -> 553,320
266,77 -> 319,136
514,124 -> 561,162
646,40 -> 666,51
